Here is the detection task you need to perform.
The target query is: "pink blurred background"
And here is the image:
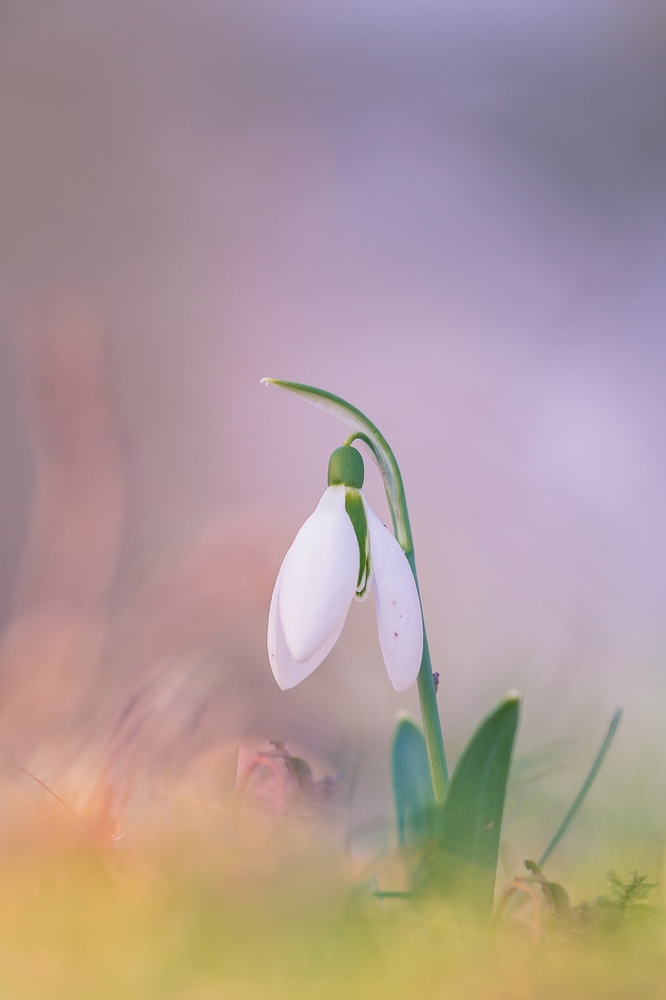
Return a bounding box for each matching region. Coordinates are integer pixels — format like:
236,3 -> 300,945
0,1 -> 664,842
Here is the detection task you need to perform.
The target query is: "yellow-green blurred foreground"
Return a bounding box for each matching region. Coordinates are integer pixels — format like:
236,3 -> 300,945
1,766 -> 664,1000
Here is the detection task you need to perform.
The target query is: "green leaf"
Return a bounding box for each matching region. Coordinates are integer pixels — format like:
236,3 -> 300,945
537,707 -> 622,867
417,692 -> 520,922
390,715 -> 435,851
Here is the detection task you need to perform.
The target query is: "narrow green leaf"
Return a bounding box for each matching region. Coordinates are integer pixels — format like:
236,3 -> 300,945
390,715 -> 435,850
538,707 -> 622,868
418,692 -> 520,922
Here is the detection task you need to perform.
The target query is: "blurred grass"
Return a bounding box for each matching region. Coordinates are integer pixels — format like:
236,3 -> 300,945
0,780 -> 664,1000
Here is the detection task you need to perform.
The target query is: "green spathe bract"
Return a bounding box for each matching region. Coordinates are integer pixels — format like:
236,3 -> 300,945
262,378 -> 407,542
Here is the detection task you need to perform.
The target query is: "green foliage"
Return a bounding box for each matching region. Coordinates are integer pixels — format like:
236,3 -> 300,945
390,694 -> 520,922
604,870 -> 658,911
417,693 -> 520,920
538,708 -> 622,867
497,861 -> 660,934
390,715 -> 434,851
587,870 -> 660,930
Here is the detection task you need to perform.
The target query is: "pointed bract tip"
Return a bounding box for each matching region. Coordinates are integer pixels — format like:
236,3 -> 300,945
503,688 -> 522,702
395,709 -> 416,722
260,376 -> 276,386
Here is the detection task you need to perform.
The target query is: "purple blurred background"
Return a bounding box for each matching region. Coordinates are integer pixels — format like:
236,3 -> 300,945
0,1 -> 664,841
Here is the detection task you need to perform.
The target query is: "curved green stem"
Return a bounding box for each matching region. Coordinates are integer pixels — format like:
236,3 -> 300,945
409,555 -> 449,802
262,378 -> 449,801
343,430 -> 448,800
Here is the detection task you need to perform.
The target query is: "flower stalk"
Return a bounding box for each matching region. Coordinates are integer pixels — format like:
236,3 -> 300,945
262,378 -> 449,802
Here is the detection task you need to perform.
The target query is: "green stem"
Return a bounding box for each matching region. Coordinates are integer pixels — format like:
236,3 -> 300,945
410,556 -> 449,802
263,379 -> 449,801
345,431 -> 449,801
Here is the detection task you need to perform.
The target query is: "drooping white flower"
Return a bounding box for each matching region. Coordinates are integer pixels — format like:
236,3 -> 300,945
268,446 -> 423,692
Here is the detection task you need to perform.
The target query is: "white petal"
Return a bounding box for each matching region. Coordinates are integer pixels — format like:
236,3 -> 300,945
268,564 -> 346,689
364,499 -> 423,692
268,485 -> 358,687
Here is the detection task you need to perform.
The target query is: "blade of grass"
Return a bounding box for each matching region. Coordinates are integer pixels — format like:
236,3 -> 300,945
538,707 -> 622,868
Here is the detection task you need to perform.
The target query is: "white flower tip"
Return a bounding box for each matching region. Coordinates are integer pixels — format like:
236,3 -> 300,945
269,655 -> 296,691
504,688 -> 522,703
388,658 -> 422,693
260,376 -> 275,386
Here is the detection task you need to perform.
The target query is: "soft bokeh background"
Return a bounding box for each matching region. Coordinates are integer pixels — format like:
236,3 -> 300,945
0,0 -> 665,860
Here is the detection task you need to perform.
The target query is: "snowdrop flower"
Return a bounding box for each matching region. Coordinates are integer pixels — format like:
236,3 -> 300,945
268,445 -> 423,692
